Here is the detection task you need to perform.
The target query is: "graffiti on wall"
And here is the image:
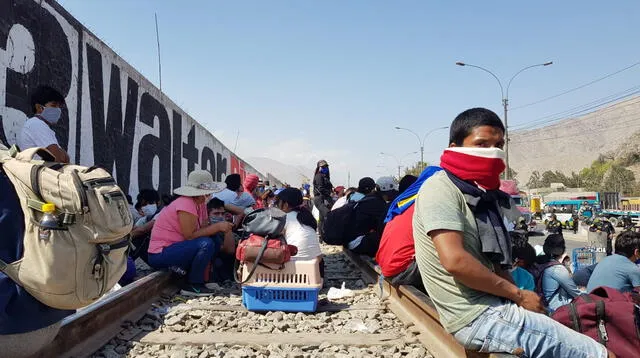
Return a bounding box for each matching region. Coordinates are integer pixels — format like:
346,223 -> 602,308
0,0 -> 257,197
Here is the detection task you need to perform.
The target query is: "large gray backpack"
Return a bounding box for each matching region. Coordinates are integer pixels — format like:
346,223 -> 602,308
0,145 -> 132,309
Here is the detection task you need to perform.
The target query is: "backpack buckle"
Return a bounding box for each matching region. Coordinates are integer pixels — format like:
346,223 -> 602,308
98,244 -> 111,254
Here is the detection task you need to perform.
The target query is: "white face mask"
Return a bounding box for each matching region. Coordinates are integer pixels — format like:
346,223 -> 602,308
142,204 -> 157,217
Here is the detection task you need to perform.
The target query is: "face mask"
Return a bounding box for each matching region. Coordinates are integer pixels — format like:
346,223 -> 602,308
440,147 -> 506,190
209,216 -> 225,224
320,167 -> 329,175
141,204 -> 157,217
39,106 -> 62,124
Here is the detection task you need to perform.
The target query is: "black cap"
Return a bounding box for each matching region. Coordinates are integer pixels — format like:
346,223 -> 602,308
358,177 -> 376,194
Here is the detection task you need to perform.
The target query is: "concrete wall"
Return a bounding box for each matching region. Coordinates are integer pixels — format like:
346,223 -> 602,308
0,0 -> 263,198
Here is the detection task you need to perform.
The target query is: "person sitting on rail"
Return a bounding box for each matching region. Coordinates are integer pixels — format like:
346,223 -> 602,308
376,176 -> 400,203
586,230 -> 640,293
349,177 -> 376,203
412,108 -> 612,357
274,188 -> 322,260
0,164 -> 75,358
511,243 -> 536,291
345,180 -> 389,257
129,189 -> 163,264
206,197 -> 238,282
375,175 -> 425,290
213,173 -> 250,214
148,170 -> 234,297
532,234 -> 582,312
331,187 -> 356,211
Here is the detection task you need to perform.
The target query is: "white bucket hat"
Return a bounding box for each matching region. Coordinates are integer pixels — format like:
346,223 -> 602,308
174,170 -> 226,197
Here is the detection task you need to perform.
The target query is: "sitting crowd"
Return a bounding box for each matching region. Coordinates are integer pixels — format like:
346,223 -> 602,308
2,83 -> 638,358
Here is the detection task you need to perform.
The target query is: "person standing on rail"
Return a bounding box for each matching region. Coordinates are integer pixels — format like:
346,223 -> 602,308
17,85 -> 70,163
313,159 -> 334,241
413,108 -> 613,357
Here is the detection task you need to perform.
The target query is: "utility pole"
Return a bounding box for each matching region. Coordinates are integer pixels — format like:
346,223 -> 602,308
456,61 -> 553,179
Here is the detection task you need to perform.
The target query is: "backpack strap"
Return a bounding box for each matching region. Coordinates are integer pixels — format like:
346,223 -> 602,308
568,302 -> 582,333
234,236 -> 270,284
13,147 -> 56,162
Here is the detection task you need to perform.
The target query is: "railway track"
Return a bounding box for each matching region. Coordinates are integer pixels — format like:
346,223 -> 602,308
34,246 -> 505,358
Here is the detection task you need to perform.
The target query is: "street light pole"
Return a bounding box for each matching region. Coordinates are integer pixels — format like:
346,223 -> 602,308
394,126 -> 448,171
455,61 -> 552,180
380,151 -> 418,178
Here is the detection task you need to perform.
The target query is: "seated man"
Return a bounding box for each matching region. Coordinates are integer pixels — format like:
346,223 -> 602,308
376,176 -> 399,203
587,230 -> 640,293
17,85 -> 70,163
0,166 -> 74,357
346,183 -> 389,257
511,243 -> 536,291
130,189 -> 163,264
206,198 -> 238,282
376,171 -> 437,290
376,204 -> 423,289
413,108 -> 611,357
534,234 -> 582,312
213,174 -> 247,216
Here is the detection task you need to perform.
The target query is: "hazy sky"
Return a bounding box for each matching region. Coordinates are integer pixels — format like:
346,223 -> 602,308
58,0 -> 640,186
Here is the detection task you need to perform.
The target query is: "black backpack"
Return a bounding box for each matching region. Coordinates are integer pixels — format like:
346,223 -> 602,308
323,200 -> 362,245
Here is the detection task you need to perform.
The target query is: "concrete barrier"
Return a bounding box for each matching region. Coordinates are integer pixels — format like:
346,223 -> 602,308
0,0 -> 264,198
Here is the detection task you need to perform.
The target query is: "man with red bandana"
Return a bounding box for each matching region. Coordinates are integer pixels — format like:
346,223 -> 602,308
413,108 -> 614,357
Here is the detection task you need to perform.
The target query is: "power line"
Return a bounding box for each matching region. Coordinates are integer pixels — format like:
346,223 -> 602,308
511,87 -> 640,131
510,61 -> 640,111
512,110 -> 640,144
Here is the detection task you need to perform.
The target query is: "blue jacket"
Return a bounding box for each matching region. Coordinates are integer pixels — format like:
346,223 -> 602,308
0,172 -> 73,334
542,262 -> 582,312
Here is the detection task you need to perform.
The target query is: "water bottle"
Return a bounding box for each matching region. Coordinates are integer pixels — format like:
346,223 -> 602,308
39,203 -> 59,240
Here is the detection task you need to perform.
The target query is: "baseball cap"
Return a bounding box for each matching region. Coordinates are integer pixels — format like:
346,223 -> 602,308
376,176 -> 398,192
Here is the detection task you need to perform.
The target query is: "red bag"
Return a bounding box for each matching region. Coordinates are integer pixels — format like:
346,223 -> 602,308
551,286 -> 640,358
234,234 -> 298,283
235,234 -> 297,265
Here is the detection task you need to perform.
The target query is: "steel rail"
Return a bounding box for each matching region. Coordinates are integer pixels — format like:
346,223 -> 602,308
342,249 -> 515,358
34,271 -> 175,358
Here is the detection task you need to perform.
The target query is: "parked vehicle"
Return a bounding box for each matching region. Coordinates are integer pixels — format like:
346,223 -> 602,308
500,180 -> 532,223
599,191 -> 640,227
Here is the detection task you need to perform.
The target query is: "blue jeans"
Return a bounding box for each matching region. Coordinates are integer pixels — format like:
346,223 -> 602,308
148,237 -> 220,284
453,301 -> 607,358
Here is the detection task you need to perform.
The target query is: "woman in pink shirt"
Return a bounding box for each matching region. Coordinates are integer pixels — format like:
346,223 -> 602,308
148,170 -> 233,297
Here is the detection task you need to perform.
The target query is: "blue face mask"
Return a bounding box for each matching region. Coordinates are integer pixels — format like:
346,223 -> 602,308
39,106 -> 62,124
210,216 -> 225,224
320,167 -> 329,175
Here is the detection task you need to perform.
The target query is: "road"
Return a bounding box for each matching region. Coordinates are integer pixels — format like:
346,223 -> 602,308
526,224 -> 591,256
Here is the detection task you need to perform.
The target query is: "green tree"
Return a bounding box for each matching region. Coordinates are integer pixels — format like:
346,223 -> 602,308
527,170 -> 542,188
579,158 -> 612,191
601,165 -> 636,194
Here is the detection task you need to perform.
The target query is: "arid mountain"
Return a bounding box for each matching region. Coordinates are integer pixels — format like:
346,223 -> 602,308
510,96 -> 640,185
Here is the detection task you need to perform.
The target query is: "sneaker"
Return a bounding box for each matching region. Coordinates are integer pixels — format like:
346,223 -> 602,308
179,283 -> 217,297
204,282 -> 222,290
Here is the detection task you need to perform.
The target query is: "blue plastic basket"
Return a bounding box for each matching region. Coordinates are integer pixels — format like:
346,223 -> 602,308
572,247 -> 596,272
242,286 -> 320,312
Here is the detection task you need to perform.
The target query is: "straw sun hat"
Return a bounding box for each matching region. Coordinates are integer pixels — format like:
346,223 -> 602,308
173,170 -> 226,197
